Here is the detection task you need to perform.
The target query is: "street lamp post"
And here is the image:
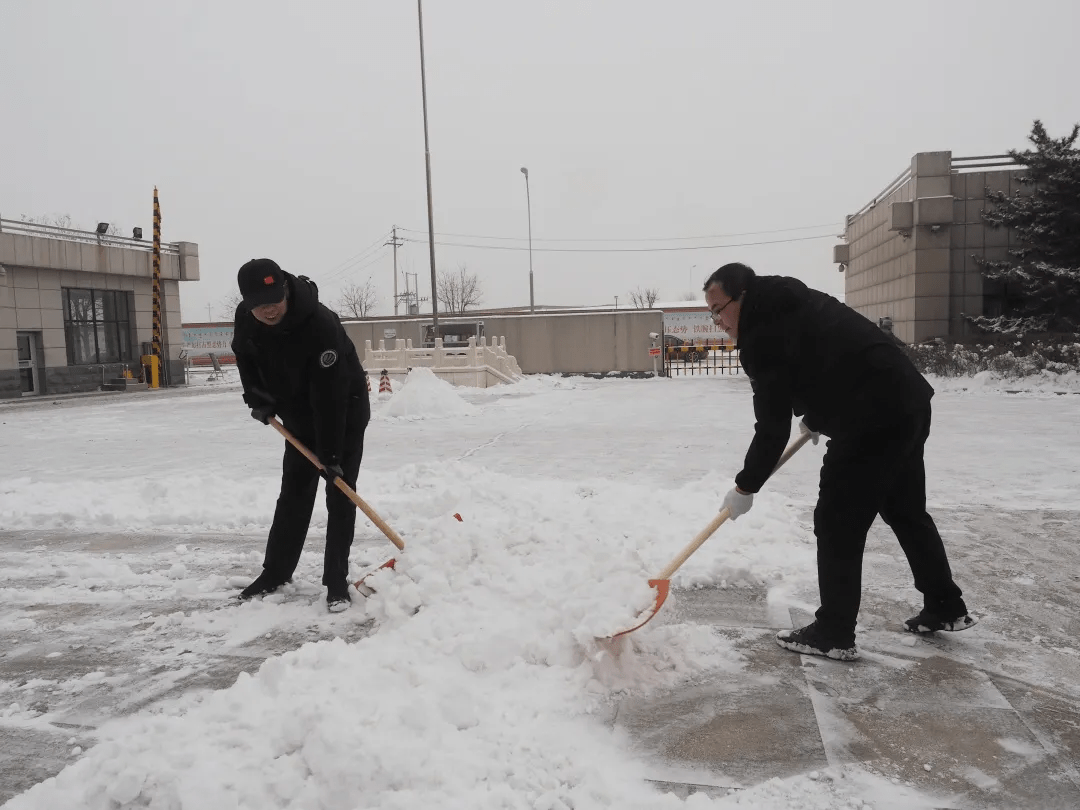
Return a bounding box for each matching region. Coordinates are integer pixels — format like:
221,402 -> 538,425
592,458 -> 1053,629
520,166 -> 534,312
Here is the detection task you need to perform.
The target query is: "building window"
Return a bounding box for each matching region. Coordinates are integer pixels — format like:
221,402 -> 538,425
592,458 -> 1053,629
62,288 -> 134,365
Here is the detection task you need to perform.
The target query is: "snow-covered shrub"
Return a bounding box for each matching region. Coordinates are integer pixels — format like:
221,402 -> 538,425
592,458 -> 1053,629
904,335 -> 1080,379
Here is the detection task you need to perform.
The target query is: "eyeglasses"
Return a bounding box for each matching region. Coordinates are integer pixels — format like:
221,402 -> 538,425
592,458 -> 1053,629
710,297 -> 736,320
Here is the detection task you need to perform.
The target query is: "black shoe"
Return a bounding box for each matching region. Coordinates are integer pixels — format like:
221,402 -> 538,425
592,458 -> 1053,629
776,622 -> 859,661
238,572 -> 289,601
904,606 -> 977,634
327,582 -> 352,613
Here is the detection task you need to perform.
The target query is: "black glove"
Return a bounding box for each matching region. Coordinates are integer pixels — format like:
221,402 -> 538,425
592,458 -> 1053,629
250,404 -> 276,424
320,463 -> 344,483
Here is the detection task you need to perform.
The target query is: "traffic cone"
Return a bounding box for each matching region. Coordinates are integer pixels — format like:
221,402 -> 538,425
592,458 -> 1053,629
379,369 -> 392,394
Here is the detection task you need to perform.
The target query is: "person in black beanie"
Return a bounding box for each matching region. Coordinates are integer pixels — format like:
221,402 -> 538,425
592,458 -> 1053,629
705,262 -> 975,661
231,258 -> 370,612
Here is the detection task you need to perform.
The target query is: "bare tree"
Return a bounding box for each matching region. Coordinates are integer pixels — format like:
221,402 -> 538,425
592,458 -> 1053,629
21,213 -> 75,231
22,214 -> 124,237
629,286 -> 660,308
335,278 -> 379,319
436,264 -> 484,314
218,292 -> 243,320
681,291 -> 700,301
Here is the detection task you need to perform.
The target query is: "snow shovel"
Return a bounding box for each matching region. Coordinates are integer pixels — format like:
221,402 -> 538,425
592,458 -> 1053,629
604,431 -> 813,640
268,418 -> 404,590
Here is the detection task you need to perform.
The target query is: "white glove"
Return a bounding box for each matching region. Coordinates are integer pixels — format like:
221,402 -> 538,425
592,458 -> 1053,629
722,488 -> 754,521
799,419 -> 820,445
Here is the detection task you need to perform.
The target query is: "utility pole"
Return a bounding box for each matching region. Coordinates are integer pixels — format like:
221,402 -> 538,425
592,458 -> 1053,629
408,272 -> 424,314
386,226 -> 404,316
417,0 -> 439,330
207,303 -> 212,322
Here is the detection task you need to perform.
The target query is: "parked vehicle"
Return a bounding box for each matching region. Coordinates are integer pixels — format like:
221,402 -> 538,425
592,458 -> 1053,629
664,334 -> 708,363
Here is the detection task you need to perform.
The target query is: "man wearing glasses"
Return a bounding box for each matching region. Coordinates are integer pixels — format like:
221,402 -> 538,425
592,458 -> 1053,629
705,262 -> 974,661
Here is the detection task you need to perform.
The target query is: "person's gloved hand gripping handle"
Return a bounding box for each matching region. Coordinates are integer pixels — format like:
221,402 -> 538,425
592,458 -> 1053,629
722,487 -> 754,520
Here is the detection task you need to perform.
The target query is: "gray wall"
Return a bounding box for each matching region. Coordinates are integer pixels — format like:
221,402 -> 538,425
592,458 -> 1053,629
344,309 -> 666,375
840,151 -> 1024,343
842,159 -> 918,341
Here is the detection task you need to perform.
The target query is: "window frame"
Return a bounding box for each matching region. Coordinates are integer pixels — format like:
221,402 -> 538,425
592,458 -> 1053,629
62,288 -> 135,365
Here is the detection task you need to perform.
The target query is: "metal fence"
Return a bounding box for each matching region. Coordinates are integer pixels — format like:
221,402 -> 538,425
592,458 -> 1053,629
664,344 -> 741,376
951,154 -> 1017,172
0,218 -> 180,254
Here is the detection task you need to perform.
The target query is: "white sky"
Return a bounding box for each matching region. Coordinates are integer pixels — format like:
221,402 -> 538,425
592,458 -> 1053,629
2,370 -> 1079,807
2,1 -> 1078,319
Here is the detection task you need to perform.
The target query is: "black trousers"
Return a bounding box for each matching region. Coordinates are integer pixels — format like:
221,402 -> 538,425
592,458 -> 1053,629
813,404 -> 964,643
261,395 -> 370,587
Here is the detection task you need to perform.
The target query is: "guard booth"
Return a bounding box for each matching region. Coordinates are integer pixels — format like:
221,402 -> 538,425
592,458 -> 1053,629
421,320 -> 485,348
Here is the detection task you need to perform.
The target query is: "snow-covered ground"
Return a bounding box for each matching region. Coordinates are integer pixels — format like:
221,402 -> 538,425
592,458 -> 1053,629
1,368 -> 1078,808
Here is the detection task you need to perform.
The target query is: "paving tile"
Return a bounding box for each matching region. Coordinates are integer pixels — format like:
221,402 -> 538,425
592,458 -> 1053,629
669,585 -> 794,630
991,676 -> 1080,795
0,727 -> 85,806
801,653 -> 1012,710
615,632 -> 828,789
808,689 -> 1080,809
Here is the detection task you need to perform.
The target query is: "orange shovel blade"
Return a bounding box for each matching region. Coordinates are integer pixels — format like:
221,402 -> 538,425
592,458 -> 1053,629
605,579 -> 671,640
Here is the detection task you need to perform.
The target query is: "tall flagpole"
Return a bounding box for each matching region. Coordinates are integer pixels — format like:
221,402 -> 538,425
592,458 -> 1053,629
417,0 -> 439,330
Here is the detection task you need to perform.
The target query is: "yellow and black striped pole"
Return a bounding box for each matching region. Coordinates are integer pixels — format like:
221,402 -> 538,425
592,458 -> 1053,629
150,186 -> 163,388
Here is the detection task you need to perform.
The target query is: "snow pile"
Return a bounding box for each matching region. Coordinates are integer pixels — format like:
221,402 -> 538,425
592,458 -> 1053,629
494,373 -> 596,393
927,368 -> 1080,394
1,449 -> 824,808
378,367 -> 477,419
5,466 -> 751,809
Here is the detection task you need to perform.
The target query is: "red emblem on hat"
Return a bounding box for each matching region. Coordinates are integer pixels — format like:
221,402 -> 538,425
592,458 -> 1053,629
263,275 -> 274,285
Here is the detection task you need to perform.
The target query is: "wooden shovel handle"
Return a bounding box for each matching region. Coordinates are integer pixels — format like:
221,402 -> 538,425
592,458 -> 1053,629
268,417 -> 406,551
654,431 -> 812,581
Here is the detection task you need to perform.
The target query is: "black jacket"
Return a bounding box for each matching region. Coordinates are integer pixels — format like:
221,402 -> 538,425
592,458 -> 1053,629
232,273 -> 367,465
734,275 -> 933,493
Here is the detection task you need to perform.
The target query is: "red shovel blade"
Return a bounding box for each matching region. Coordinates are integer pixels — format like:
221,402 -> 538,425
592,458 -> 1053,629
353,557 -> 396,596
604,578 -> 671,640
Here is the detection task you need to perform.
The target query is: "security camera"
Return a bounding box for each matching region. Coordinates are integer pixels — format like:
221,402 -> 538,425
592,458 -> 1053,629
649,332 -> 659,339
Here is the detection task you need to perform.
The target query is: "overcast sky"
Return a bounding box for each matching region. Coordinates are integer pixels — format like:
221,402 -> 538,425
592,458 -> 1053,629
2,0 -> 1078,321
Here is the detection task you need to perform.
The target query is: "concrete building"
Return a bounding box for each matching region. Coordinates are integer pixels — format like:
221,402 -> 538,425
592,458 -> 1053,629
0,218 -> 199,398
836,151 -> 1025,344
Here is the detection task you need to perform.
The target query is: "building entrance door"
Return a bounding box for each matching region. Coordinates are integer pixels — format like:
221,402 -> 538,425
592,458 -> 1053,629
16,331 -> 40,395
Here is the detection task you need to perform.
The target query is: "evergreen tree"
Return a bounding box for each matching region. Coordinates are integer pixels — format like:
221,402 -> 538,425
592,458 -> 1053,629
971,120 -> 1080,334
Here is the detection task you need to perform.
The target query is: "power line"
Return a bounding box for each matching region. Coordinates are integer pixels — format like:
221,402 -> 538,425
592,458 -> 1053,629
399,232 -> 835,253
325,245 -> 391,283
319,230 -> 393,282
397,222 -> 840,243
321,246 -> 392,285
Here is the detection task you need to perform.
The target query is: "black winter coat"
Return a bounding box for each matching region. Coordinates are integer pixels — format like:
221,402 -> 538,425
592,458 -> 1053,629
232,273 -> 368,465
734,275 -> 933,493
